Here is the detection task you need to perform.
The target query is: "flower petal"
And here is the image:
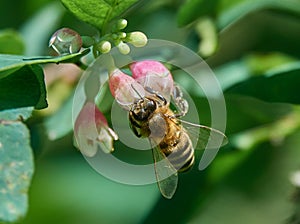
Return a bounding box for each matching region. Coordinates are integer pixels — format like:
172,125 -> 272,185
130,60 -> 173,101
109,69 -> 145,109
74,102 -> 117,156
130,60 -> 171,80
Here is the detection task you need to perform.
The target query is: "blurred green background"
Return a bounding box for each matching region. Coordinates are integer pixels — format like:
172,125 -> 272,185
1,0 -> 300,223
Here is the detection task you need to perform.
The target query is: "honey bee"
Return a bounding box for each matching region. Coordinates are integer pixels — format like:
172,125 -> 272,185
128,84 -> 228,199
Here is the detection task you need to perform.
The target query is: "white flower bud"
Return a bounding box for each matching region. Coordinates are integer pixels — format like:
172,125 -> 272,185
127,31 -> 148,47
97,40 -> 111,54
117,41 -> 130,55
116,19 -> 128,30
119,32 -> 127,39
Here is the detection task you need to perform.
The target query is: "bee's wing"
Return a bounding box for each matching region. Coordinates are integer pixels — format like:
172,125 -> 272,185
171,84 -> 189,116
150,139 -> 178,199
181,121 -> 228,170
181,120 -> 228,150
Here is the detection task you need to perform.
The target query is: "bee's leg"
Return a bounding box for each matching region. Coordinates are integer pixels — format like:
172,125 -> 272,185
129,115 -> 142,138
130,124 -> 142,138
174,98 -> 188,117
171,84 -> 189,117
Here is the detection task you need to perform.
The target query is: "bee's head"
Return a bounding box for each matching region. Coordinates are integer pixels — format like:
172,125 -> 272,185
131,98 -> 156,121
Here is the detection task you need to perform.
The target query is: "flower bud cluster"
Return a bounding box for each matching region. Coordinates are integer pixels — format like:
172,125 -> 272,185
96,19 -> 148,55
49,19 -> 148,56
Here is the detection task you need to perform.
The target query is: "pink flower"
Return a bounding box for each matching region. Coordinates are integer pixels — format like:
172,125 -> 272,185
130,60 -> 172,80
109,69 -> 135,98
108,60 -> 174,108
109,69 -> 145,109
74,102 -> 118,157
130,60 -> 173,100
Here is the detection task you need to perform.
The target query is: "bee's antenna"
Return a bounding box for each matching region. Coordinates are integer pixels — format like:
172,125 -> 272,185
131,83 -> 143,99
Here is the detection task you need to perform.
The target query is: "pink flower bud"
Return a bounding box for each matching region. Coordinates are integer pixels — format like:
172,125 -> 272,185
74,102 -> 118,157
130,60 -> 171,80
130,60 -> 174,100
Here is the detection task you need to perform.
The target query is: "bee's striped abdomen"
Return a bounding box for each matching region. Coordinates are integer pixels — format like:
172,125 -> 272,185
162,132 -> 195,172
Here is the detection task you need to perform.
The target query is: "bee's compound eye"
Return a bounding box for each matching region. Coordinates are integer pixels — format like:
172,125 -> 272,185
146,100 -> 156,112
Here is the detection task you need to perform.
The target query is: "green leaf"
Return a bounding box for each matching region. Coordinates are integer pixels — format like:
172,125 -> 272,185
0,107 -> 33,121
0,49 -> 89,79
177,0 -> 300,30
0,109 -> 34,223
0,65 -> 47,110
177,0 -> 219,27
44,95 -> 74,140
225,62 -> 300,104
225,94 -> 293,134
60,0 -> 139,30
217,0 -> 300,29
0,29 -> 25,55
189,131 -> 300,224
230,107 -> 300,150
0,50 -> 86,111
